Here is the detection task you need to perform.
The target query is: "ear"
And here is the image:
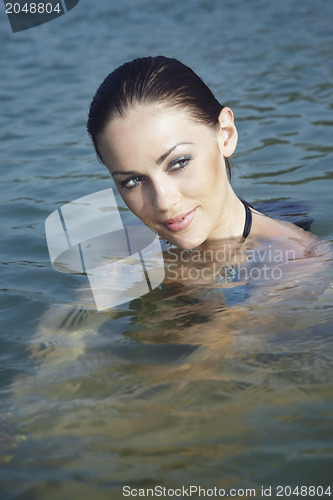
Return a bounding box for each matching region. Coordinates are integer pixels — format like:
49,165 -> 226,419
217,107 -> 238,157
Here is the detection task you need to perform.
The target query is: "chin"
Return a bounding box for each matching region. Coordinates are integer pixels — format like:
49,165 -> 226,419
169,234 -> 205,251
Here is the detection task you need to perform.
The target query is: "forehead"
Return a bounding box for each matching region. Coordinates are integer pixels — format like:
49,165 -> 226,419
107,104 -> 172,141
99,104 -> 214,167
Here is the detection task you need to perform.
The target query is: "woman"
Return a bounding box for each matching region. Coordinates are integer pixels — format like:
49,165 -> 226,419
87,56 -> 317,286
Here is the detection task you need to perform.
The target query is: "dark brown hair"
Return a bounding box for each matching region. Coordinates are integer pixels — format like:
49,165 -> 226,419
87,56 -> 231,177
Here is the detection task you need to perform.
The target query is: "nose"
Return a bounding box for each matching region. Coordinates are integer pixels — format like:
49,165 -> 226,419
150,175 -> 181,213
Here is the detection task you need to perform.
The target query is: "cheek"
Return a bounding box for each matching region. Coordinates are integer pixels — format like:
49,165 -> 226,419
120,191 -> 152,221
124,196 -> 142,216
187,150 -> 225,196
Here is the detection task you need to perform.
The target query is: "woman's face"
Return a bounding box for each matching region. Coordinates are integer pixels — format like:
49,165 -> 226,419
98,105 -> 238,250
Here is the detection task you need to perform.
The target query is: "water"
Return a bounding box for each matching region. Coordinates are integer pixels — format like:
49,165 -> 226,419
1,0 -> 333,498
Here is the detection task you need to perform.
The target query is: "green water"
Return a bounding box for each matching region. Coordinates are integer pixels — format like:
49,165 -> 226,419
1,0 -> 333,498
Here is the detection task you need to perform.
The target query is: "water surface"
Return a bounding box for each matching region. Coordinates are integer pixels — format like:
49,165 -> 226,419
1,0 -> 333,498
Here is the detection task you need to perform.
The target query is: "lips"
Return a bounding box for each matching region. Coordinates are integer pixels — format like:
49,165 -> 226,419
162,208 -> 197,232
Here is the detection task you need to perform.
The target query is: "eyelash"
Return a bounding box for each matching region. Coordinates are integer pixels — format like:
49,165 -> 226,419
169,155 -> 191,171
120,175 -> 145,190
120,155 -> 192,190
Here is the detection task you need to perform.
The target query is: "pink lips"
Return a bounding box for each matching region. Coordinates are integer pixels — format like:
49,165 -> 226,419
162,208 -> 196,232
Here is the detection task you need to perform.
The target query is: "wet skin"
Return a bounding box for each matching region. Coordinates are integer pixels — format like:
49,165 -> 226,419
98,105 -> 246,250
98,104 -> 315,255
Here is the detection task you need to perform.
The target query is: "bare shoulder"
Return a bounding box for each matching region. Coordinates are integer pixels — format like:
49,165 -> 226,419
250,210 -> 318,255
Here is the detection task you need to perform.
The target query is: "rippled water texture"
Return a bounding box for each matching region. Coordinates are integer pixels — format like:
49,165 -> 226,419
1,0 -> 333,498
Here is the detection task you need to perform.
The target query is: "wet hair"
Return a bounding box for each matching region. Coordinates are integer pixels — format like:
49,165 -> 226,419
87,56 -> 231,177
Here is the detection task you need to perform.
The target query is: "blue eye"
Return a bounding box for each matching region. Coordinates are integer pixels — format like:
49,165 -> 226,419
169,155 -> 192,171
119,155 -> 192,189
120,175 -> 145,189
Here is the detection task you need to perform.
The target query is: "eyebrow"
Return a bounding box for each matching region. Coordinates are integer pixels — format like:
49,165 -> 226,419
112,170 -> 140,177
156,142 -> 194,165
111,142 -> 194,177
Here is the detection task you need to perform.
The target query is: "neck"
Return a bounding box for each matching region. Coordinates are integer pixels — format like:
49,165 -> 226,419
198,185 -> 246,250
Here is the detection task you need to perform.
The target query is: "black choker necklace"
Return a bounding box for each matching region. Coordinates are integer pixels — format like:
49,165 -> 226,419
239,198 -> 253,240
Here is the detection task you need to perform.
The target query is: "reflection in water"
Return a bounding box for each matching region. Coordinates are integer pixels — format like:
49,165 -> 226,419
2,241 -> 332,497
